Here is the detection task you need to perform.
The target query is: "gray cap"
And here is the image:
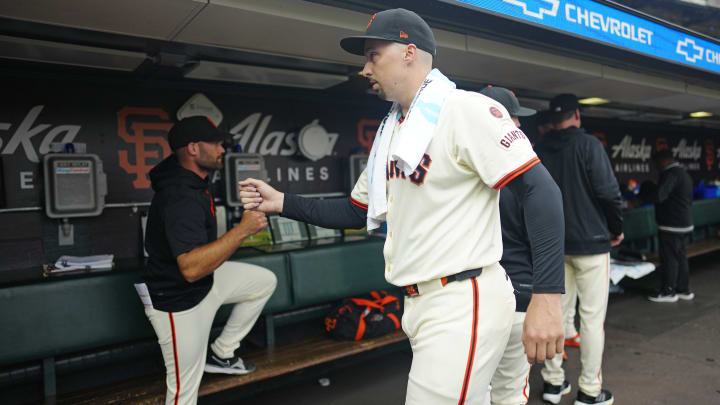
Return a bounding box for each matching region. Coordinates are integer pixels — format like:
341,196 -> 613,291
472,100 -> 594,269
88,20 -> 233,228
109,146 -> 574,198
480,86 -> 536,117
340,9 -> 436,56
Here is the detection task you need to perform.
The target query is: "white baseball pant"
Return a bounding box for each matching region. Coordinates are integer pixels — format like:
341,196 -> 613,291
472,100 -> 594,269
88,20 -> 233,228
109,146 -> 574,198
490,311 -> 531,405
403,262 -> 515,405
564,288 -> 579,339
144,262 -> 277,405
541,253 -> 610,397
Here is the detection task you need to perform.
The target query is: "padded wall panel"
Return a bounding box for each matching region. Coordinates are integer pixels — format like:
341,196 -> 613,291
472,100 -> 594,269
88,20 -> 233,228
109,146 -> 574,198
0,271 -> 151,366
622,206 -> 657,241
289,239 -> 390,308
692,198 -> 720,228
223,253 -> 291,318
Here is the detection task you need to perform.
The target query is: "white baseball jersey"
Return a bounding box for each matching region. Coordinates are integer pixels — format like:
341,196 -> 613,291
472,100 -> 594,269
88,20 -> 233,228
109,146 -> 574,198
351,89 -> 539,287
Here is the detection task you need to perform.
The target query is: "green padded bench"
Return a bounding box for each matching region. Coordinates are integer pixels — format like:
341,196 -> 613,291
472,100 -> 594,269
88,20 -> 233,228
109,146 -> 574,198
0,271 -> 150,368
0,256 -> 293,368
618,199 -> 720,266
288,238 -> 391,308
0,255 -> 293,399
0,238 -> 393,402
621,206 -> 657,252
621,199 -> 720,254
257,238 -> 392,346
691,198 -> 720,241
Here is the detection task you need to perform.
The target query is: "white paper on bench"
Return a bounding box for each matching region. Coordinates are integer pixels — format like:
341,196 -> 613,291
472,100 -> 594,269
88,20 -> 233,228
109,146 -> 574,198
609,259 -> 656,284
134,283 -> 154,309
54,254 -> 114,270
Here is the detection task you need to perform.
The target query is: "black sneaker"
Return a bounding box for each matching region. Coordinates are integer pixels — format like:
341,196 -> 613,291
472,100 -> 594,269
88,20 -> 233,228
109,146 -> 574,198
204,350 -> 256,375
676,291 -> 695,300
543,381 -> 571,404
648,291 -> 678,303
574,389 -> 613,404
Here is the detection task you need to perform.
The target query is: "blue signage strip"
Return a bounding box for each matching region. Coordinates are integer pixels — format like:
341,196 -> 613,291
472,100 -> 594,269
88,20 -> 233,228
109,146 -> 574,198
445,0 -> 720,74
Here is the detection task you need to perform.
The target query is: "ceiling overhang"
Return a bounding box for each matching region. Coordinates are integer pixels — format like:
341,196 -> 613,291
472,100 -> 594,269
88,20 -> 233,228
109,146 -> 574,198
1,0 -> 719,125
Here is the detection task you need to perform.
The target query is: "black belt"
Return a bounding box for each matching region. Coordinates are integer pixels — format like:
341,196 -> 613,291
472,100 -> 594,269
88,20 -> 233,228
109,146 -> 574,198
403,268 -> 483,297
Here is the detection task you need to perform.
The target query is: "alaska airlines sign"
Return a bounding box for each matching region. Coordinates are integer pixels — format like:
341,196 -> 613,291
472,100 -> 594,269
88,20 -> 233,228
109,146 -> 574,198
445,0 -> 720,74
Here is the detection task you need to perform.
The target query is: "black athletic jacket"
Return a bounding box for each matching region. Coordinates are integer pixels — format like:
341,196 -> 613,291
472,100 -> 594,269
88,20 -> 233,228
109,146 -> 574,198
143,155 -> 216,312
499,164 -> 565,312
535,127 -> 623,255
645,163 -> 694,233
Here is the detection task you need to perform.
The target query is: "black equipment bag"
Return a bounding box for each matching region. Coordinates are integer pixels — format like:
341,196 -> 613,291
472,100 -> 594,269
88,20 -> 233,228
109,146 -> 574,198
324,290 -> 402,340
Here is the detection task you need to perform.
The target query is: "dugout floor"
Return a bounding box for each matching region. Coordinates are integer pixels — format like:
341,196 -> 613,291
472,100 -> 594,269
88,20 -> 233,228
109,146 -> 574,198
207,251 -> 720,405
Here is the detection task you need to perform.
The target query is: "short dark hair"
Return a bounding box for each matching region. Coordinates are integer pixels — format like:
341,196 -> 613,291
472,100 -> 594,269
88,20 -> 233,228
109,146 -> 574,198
551,109 -> 576,126
535,110 -> 551,126
652,149 -> 674,162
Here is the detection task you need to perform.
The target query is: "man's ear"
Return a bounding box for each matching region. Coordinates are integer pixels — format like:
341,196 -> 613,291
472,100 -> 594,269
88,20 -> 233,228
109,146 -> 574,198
404,44 -> 418,63
187,142 -> 198,156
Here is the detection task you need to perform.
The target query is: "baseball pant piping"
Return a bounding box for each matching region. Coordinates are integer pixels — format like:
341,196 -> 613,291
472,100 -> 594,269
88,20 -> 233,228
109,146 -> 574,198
145,262 -> 277,405
403,262 -> 515,405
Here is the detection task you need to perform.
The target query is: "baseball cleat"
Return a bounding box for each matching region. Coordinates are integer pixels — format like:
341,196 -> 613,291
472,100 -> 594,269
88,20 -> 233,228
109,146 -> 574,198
574,389 -> 613,404
564,332 -> 581,348
543,381 -> 571,404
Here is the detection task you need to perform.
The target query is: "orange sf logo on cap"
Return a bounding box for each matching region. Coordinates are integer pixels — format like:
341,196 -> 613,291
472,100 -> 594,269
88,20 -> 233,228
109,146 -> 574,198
366,13 -> 376,30
399,30 -> 408,39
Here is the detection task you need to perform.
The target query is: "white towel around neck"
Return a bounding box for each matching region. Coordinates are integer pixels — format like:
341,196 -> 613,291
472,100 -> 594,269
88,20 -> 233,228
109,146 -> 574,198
365,69 -> 456,231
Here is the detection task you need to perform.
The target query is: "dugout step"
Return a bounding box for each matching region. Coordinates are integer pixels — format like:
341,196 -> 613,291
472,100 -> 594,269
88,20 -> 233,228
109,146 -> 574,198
55,330 -> 408,404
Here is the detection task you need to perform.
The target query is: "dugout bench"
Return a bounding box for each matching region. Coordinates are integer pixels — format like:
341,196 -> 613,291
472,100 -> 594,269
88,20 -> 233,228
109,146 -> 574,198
0,237 -> 407,404
619,198 -> 720,266
2,198 -> 719,404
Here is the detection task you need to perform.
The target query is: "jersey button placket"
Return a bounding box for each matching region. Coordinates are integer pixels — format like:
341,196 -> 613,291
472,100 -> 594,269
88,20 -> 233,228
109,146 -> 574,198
386,191 -> 393,274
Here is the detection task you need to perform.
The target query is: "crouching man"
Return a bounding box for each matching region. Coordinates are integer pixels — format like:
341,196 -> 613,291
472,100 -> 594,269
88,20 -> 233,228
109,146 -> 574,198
142,116 -> 277,405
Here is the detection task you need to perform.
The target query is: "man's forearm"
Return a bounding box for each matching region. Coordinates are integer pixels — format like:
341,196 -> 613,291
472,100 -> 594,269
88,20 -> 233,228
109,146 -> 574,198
282,193 -> 367,229
177,227 -> 250,282
508,164 -> 565,293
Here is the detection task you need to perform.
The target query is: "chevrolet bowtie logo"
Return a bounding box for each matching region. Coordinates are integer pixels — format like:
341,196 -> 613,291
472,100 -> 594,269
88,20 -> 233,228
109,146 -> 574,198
677,38 -> 704,63
502,0 -> 559,20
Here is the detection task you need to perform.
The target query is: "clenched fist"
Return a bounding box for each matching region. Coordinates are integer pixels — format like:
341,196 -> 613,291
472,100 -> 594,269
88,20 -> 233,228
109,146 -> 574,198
522,293 -> 564,364
237,209 -> 268,235
238,178 -> 284,213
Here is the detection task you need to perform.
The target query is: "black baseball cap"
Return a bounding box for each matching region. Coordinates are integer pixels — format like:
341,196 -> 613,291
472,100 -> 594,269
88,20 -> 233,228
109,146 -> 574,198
480,86 -> 536,117
167,116 -> 230,151
340,8 -> 436,56
550,93 -> 580,113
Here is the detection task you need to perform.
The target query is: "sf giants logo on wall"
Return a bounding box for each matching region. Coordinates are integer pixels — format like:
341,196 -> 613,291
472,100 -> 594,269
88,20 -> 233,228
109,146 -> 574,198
357,119 -> 382,153
117,107 -> 172,188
